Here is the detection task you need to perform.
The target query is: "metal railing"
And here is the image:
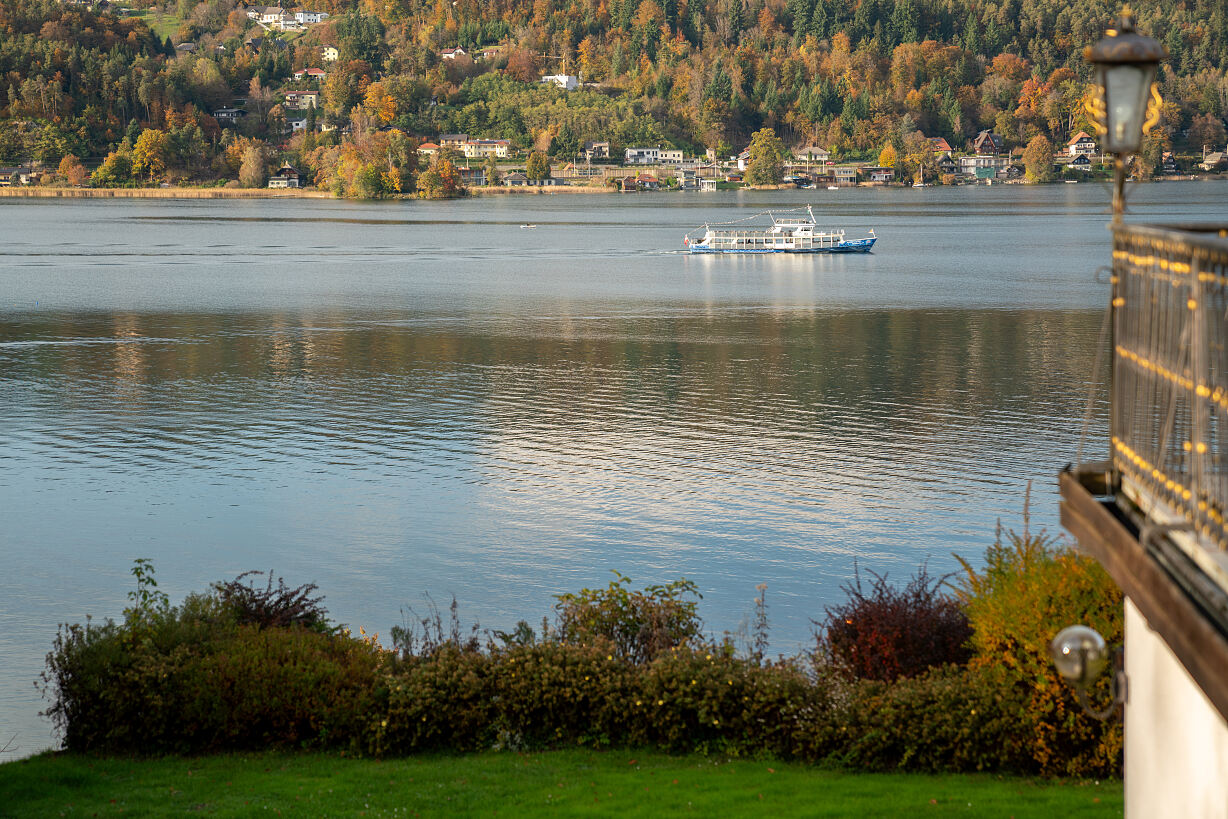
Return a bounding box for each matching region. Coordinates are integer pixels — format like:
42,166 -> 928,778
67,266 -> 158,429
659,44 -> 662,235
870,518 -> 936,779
1112,223 -> 1228,550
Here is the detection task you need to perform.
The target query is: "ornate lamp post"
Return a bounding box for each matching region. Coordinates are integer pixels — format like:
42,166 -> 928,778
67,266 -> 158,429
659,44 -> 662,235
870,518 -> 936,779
1084,7 -> 1166,221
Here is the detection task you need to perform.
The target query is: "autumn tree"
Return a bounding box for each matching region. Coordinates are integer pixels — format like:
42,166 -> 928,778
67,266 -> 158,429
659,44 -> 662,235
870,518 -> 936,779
418,151 -> 465,198
745,127 -> 786,185
90,147 -> 135,187
877,143 -> 898,168
57,154 -> 88,186
239,144 -> 271,187
526,150 -> 551,180
132,129 -> 169,181
1022,134 -> 1056,183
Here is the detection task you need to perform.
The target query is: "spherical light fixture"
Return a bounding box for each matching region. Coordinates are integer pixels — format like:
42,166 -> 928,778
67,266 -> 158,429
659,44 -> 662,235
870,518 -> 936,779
1049,625 -> 1109,689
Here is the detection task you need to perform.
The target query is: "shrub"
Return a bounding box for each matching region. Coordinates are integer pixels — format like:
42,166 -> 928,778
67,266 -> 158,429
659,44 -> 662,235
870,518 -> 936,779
954,522 -> 1123,777
368,645 -> 492,756
630,647 -> 832,759
42,563 -> 383,754
818,563 -> 971,682
835,664 -> 1025,772
212,570 -> 335,633
487,640 -> 632,749
555,572 -> 703,664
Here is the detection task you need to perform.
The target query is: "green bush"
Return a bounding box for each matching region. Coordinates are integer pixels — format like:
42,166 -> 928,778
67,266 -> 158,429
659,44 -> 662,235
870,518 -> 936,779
554,572 -> 703,664
43,547 -> 1125,777
42,562 -> 383,755
835,665 -> 1026,772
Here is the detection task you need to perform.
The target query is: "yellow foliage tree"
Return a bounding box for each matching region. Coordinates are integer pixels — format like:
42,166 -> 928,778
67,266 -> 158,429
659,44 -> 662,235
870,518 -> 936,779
132,128 -> 169,181
877,143 -> 898,168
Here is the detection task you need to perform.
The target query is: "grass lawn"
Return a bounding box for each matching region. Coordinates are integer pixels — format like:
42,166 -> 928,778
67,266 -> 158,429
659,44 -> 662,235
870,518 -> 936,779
121,9 -> 183,42
0,749 -> 1121,817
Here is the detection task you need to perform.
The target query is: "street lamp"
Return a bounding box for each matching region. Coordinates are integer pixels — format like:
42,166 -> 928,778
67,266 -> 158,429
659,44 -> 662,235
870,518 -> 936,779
1084,7 -> 1166,221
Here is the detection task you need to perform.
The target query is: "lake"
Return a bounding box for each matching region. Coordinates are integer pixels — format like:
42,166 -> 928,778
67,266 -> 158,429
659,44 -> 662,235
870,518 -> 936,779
1,181 -> 1223,754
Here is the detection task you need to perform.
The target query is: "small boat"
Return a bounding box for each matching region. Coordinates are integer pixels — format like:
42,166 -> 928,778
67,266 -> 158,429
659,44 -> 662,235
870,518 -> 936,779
520,224 -> 537,229
826,185 -> 838,190
684,206 -> 876,254
912,166 -> 931,188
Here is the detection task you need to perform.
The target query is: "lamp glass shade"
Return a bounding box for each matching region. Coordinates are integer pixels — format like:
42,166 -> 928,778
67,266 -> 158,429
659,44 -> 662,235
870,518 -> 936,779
1101,62 -> 1156,154
1049,625 -> 1109,688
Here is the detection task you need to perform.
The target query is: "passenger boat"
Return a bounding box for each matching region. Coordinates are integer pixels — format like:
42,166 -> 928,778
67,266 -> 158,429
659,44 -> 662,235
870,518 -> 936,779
684,206 -> 876,254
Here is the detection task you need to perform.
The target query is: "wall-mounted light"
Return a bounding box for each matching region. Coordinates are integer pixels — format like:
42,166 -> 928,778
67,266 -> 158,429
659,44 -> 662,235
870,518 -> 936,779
1050,625 -> 1127,720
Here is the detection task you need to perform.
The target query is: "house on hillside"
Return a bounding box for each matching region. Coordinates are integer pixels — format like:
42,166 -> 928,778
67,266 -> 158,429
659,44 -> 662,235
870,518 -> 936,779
293,68 -> 326,81
935,153 -> 957,175
322,45 -> 339,62
462,139 -> 511,159
1068,131 -> 1097,156
295,10 -> 328,23
970,130 -> 1005,155
862,165 -> 894,183
959,154 -> 1010,178
658,149 -> 683,164
440,47 -> 467,60
260,6 -> 285,24
793,146 -> 830,162
1064,153 -> 1093,172
267,162 -> 304,188
283,92 -> 318,110
457,167 -> 486,187
174,42 -> 197,54
583,141 -> 609,160
211,107 -> 247,126
417,142 -> 440,156
1200,151 -> 1225,171
439,133 -> 469,149
927,136 -> 953,153
831,166 -> 857,185
540,74 -> 579,91
625,147 -> 659,165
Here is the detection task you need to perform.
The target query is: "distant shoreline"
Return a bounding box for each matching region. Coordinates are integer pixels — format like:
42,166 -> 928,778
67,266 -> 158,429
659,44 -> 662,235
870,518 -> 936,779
0,185 -> 618,200
0,187 -> 336,199
0,176 -> 1219,201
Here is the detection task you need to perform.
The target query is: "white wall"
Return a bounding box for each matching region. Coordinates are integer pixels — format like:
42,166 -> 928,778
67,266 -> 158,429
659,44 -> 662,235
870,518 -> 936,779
1126,598 -> 1228,818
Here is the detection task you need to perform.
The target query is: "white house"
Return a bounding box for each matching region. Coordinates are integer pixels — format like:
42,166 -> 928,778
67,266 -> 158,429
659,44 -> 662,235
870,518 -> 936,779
540,74 -> 579,91
283,92 -> 318,110
1068,131 -> 1097,156
293,68 -> 327,81
321,45 -> 339,62
260,6 -> 285,24
267,162 -> 305,188
793,146 -> 830,162
624,147 -> 659,165
440,47 -> 467,60
295,10 -> 328,23
658,149 -> 684,164
959,154 -> 1011,178
462,139 -> 511,159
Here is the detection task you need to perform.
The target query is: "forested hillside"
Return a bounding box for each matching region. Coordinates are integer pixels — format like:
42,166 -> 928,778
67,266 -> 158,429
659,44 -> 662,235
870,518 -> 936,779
1,0 -> 1225,188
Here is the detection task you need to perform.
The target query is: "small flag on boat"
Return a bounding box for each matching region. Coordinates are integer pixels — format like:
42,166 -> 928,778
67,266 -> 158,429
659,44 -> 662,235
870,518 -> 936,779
683,236 -> 689,246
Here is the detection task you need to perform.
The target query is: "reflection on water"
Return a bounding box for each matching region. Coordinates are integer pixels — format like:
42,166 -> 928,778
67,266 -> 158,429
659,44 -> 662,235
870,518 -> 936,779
10,182 -> 1221,754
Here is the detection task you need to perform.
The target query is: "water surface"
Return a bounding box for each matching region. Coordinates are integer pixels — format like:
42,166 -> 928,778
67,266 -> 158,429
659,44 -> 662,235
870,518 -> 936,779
2,181 -> 1223,754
